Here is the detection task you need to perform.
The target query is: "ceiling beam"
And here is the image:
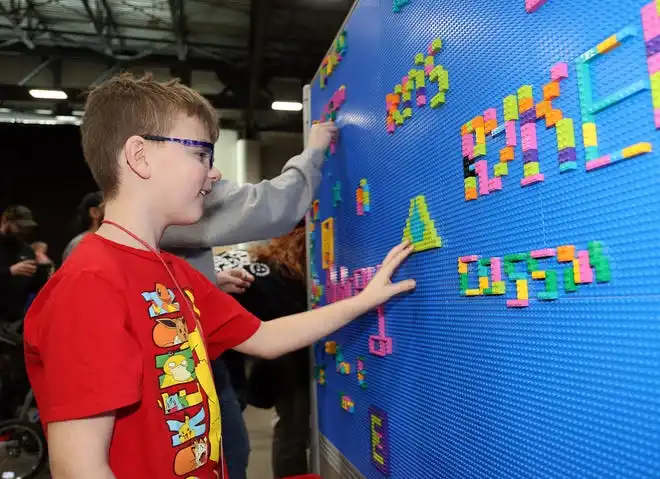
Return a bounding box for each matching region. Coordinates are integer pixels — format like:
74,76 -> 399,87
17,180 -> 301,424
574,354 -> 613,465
246,0 -> 270,138
80,0 -> 112,55
167,0 -> 187,61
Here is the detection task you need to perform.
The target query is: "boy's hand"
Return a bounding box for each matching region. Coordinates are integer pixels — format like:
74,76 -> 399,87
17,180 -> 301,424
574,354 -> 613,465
216,269 -> 254,294
359,241 -> 416,310
9,259 -> 37,277
307,121 -> 338,151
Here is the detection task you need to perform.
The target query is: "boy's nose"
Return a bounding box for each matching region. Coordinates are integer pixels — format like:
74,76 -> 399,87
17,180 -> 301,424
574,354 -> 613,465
208,168 -> 222,182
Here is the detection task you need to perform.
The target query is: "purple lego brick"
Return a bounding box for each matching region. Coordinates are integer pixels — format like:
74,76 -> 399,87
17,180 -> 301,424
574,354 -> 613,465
558,147 -> 577,163
417,86 -> 427,96
520,108 -> 536,125
646,35 -> 660,57
523,149 -> 539,164
403,100 -> 413,109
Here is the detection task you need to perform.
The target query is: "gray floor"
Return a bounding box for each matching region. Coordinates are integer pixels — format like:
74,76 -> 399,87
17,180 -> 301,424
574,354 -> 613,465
245,406 -> 276,479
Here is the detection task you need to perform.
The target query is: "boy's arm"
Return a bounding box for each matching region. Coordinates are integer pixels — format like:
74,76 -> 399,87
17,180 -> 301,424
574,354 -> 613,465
48,413 -> 117,479
234,242 -> 416,359
160,147 -> 325,249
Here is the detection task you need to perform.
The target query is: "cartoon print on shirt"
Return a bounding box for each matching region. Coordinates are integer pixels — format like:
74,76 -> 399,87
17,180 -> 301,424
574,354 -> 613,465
214,250 -> 250,272
156,349 -> 196,389
183,288 -> 222,464
166,408 -> 206,447
174,437 -> 209,476
158,384 -> 203,415
153,316 -> 189,348
142,283 -> 181,317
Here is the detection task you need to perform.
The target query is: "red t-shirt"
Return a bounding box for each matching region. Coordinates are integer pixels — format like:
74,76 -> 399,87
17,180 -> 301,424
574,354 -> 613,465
24,234 -> 261,479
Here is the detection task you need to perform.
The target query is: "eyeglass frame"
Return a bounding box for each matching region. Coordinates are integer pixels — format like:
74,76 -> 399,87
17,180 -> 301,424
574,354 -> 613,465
141,135 -> 215,170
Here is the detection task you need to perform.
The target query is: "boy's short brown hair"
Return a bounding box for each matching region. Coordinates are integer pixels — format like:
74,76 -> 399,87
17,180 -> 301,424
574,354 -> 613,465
81,73 -> 219,198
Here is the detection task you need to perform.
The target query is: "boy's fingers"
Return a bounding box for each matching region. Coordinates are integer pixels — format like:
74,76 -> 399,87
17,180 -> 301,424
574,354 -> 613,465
382,244 -> 414,275
391,279 -> 416,294
381,241 -> 410,267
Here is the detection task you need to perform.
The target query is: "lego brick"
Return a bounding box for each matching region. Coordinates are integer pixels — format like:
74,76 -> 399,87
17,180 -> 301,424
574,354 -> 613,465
490,257 -> 502,282
516,279 -> 529,300
475,127 -> 486,145
560,161 -> 577,172
586,155 -> 611,171
596,34 -> 620,54
525,0 -> 548,13
655,108 -> 660,129
458,261 -> 468,274
520,108 -> 536,125
430,92 -> 446,108
520,173 -> 544,186
545,109 -> 563,128
505,121 -> 517,146
473,143 -> 486,157
494,162 -> 509,177
429,38 -> 442,55
500,146 -> 515,162
530,248 -> 555,258
543,81 -> 560,101
484,119 -> 498,134
585,146 -> 600,161
503,95 -> 519,121
642,2 -> 660,40
506,299 -> 529,308
414,53 -> 424,65
647,36 -> 660,57
518,85 -> 533,100
459,255 -> 479,263
518,97 -> 534,113
532,271 -> 546,279
564,267 -> 577,292
465,188 -> 477,201
417,95 -> 427,107
582,122 -> 598,147
524,162 -> 540,177
622,142 -> 652,158
523,149 -> 539,164
550,62 -> 569,82
557,245 -> 576,262
536,100 -> 551,118
465,289 -> 481,296
483,108 -> 497,122
491,281 -> 506,295
647,52 -> 660,75
425,55 -> 435,67
488,177 -> 503,191
491,124 -> 506,137
556,119 -> 576,149
577,250 -> 594,284
538,291 -> 559,301
460,273 -> 469,291
479,276 -> 489,292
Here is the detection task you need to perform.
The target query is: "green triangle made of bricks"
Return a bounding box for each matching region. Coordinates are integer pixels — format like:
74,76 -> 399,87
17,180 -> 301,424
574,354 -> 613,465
402,195 -> 442,252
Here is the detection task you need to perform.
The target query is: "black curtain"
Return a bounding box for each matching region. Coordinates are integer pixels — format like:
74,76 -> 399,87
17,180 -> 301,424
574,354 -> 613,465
0,124 -> 98,265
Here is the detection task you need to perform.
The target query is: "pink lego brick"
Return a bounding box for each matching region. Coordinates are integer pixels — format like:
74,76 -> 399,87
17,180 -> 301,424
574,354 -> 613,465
425,65 -> 433,75
427,44 -> 433,55
475,160 -> 490,196
491,257 -> 502,282
520,173 -> 545,186
506,299 -> 529,308
417,95 -> 427,107
550,62 -> 569,82
357,203 -> 364,216
369,336 -> 393,357
329,142 -> 336,154
488,177 -> 503,191
577,250 -> 594,284
530,248 -> 556,258
586,155 -> 611,171
520,123 -> 537,139
402,76 -> 409,85
648,52 -> 660,74
462,134 -> 473,157
459,255 -> 479,263
484,108 -> 497,122
654,109 -> 660,129
525,0 -> 548,13
642,2 -> 660,41
386,123 -> 396,134
505,121 -> 517,147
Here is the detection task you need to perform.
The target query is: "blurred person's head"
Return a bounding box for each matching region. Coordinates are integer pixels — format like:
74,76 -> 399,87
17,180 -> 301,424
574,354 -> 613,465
76,191 -> 105,233
250,219 -> 307,282
81,73 -> 221,227
0,205 -> 38,240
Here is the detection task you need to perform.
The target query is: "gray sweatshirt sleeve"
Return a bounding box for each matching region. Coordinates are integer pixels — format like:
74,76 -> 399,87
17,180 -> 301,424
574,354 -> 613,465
160,147 -> 325,249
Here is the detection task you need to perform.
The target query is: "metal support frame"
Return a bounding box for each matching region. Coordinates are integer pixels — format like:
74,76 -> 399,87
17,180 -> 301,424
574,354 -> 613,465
80,0 -> 112,55
167,0 -> 187,61
17,56 -> 53,86
245,0 -> 270,138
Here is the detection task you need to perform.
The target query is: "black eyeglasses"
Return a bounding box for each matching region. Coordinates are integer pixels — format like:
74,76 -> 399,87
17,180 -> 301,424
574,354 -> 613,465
142,135 -> 215,169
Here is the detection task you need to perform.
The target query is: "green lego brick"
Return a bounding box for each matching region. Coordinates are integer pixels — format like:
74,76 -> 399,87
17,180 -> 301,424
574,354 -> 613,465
460,273 -> 469,291
503,95 -> 519,121
394,84 -> 403,94
556,118 -> 576,149
417,72 -> 426,87
479,258 -> 491,266
393,111 -> 404,125
491,282 -> 506,295
473,144 -> 486,157
564,268 -> 577,292
431,38 -> 442,52
545,271 -> 558,292
526,257 -> 538,273
494,162 -> 508,177
425,56 -> 434,66
464,177 -> 477,189
504,253 -> 528,262
436,68 -> 449,91
402,91 -> 412,102
524,162 -> 540,177
414,53 -> 424,65
652,72 -> 660,108
588,241 -> 603,259
403,107 -> 413,119
595,258 -> 611,282
404,81 -> 414,92
430,92 -> 446,108
518,85 -> 533,100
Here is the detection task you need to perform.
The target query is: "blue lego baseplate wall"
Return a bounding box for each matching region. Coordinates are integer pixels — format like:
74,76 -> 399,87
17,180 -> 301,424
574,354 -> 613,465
308,0 -> 660,477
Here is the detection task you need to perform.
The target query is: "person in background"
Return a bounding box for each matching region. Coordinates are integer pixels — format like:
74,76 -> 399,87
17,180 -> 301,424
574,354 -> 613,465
62,191 -> 104,261
0,205 -> 52,325
221,221 -> 311,478
160,120 -> 336,479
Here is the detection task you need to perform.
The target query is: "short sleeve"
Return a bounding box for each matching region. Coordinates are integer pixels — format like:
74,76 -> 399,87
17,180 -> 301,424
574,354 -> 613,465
25,272 -> 143,425
195,280 -> 262,360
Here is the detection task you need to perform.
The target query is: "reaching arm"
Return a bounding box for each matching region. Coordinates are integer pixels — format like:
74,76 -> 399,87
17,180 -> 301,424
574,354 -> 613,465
234,241 -> 417,360
48,413 -> 116,479
160,147 -> 324,249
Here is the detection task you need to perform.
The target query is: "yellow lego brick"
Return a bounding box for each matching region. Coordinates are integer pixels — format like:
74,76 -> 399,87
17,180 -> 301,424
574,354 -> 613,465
573,259 -> 581,284
532,271 -> 546,280
479,276 -> 489,292
475,127 -> 486,144
622,142 -> 652,158
596,35 -> 620,54
582,123 -> 598,148
516,280 -> 529,300
458,262 -> 468,274
465,289 -> 481,296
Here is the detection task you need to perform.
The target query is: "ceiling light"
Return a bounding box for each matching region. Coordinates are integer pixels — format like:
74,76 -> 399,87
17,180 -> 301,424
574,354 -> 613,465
72,110 -> 84,116
272,101 -> 303,112
29,89 -> 67,100
35,109 -> 52,115
0,108 -> 10,113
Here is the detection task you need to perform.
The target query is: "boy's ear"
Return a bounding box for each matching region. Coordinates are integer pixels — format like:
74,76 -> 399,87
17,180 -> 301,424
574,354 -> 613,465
124,135 -> 151,179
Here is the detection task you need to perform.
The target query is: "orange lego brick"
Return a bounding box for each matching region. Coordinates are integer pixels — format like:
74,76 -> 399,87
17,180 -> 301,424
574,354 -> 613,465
518,97 -> 534,113
536,100 -> 551,118
545,109 -> 563,127
472,116 -> 484,129
500,146 -> 515,162
543,81 -> 560,101
465,188 -> 478,201
461,124 -> 468,136
484,119 -> 498,134
557,245 -> 575,262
